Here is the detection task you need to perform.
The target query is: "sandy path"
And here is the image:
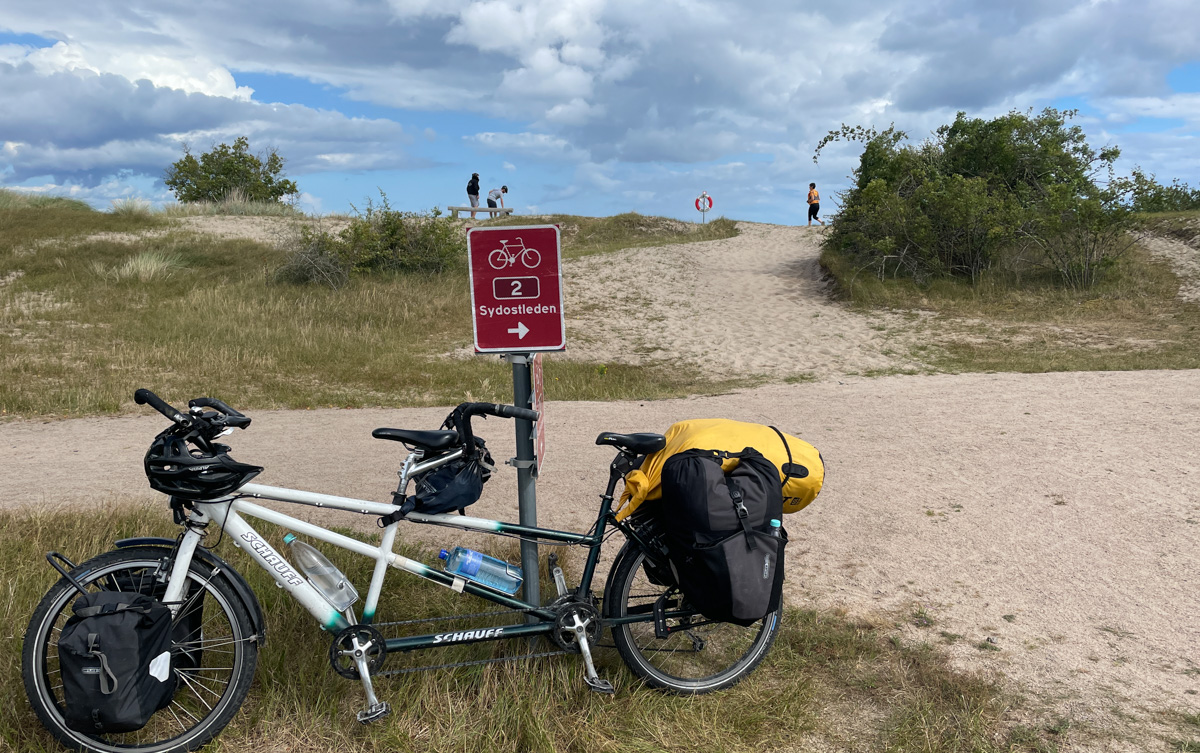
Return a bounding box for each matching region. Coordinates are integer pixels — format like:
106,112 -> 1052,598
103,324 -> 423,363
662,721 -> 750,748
3,370 -> 1198,746
563,223 -> 921,380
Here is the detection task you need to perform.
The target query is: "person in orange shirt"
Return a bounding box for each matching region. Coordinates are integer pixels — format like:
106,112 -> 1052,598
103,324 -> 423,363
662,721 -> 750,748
807,183 -> 825,226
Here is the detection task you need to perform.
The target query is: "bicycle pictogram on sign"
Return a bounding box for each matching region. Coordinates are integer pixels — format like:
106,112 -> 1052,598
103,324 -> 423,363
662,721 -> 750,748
488,237 -> 542,270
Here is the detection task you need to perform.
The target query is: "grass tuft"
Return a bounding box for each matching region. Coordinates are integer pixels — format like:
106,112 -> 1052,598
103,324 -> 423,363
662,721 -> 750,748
108,197 -> 154,219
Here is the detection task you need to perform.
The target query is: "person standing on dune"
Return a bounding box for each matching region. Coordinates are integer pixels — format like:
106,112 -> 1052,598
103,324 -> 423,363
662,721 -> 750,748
807,183 -> 825,226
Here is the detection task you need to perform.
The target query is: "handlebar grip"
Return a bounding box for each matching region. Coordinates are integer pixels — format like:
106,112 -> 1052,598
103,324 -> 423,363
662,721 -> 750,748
495,404 -> 540,422
133,389 -> 187,423
460,402 -> 539,422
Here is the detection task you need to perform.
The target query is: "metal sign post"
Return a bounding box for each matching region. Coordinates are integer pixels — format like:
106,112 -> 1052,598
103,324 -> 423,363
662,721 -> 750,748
507,354 -> 540,611
468,226 -> 564,614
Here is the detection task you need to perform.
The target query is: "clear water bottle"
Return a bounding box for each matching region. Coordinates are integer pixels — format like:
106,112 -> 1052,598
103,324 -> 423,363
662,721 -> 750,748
439,547 -> 523,595
283,533 -> 359,611
769,519 -> 782,537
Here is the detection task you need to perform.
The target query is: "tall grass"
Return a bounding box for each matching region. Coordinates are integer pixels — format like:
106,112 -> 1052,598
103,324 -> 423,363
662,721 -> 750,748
819,226 -> 1200,374
108,198 -> 154,219
0,189 -> 93,212
161,188 -> 301,217
0,505 -> 1054,753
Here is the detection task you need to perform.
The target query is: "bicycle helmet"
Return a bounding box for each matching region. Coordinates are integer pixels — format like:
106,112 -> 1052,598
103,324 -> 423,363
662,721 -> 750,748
144,434 -> 263,500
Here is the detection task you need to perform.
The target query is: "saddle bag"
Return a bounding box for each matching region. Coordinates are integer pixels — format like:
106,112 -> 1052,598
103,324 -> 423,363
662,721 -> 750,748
400,437 -> 495,516
658,448 -> 787,626
57,590 -> 177,733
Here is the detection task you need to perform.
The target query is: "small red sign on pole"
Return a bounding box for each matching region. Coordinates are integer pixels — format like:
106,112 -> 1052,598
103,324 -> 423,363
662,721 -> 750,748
532,353 -> 545,474
468,225 -> 565,353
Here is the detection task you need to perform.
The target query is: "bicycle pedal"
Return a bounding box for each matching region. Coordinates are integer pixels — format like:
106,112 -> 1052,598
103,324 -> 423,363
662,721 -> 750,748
584,676 -> 615,695
356,701 -> 391,725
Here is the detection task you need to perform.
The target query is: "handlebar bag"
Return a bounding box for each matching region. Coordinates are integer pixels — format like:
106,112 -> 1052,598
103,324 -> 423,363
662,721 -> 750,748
658,448 -> 787,626
57,591 -> 177,733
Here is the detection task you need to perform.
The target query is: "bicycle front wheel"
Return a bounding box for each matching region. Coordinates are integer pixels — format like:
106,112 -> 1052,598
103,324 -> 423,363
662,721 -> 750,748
604,539 -> 780,694
22,547 -> 258,753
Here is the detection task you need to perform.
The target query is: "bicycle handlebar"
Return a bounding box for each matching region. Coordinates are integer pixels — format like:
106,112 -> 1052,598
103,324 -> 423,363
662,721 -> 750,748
134,388 -> 189,425
134,389 -> 252,431
459,402 -> 540,423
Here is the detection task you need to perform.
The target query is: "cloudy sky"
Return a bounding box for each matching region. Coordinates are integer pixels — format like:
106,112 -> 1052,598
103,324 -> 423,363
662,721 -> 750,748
1,0 -> 1198,222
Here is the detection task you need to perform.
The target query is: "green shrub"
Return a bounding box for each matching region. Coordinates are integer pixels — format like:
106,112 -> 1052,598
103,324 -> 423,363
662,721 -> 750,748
273,228 -> 352,288
1113,168 -> 1200,213
817,109 -> 1139,288
275,193 -> 465,284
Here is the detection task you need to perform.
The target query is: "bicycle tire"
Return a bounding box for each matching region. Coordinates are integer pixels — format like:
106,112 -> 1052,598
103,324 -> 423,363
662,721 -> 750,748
22,547 -> 258,753
603,537 -> 780,694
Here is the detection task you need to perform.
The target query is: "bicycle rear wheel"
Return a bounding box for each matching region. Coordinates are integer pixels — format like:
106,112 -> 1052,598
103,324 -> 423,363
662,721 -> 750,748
22,547 -> 258,753
603,538 -> 780,694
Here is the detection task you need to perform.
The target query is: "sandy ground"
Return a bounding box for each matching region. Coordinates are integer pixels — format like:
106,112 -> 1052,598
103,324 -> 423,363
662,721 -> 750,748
4,218 -> 1200,747
563,224 -> 923,380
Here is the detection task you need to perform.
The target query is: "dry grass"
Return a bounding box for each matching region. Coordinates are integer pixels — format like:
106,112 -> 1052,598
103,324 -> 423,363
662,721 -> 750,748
487,213 -> 739,260
0,505 -> 1061,753
1,199 -> 735,418
820,216 -> 1200,375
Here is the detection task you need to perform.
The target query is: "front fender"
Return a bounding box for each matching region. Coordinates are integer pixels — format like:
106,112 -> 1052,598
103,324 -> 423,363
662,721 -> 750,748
115,537 -> 267,645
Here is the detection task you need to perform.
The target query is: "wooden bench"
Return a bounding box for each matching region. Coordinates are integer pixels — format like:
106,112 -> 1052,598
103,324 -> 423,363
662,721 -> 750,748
447,206 -> 514,219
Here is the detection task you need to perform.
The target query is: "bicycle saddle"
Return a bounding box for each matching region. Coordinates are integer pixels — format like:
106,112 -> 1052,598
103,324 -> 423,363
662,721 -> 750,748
372,428 -> 459,451
594,432 -> 666,455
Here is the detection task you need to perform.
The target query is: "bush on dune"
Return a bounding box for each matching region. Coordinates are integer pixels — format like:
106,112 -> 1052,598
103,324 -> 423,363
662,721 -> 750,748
275,193 -> 464,287
817,108 -> 1151,289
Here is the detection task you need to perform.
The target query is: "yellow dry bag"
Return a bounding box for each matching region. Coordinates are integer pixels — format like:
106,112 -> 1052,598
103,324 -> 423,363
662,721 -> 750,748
617,419 -> 824,521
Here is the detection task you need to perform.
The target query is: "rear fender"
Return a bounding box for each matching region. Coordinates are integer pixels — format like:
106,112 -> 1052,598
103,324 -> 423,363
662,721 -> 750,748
115,537 -> 267,645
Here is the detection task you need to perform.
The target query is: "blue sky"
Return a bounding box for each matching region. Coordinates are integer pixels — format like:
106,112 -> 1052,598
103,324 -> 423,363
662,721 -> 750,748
1,1 -> 1198,223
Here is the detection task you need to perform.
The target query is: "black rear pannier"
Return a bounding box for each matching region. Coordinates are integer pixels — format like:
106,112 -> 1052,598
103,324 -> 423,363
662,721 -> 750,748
659,448 -> 786,626
57,591 -> 177,733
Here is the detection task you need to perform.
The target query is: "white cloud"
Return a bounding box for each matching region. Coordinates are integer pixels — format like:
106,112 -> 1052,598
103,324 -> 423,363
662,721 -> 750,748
468,131 -> 590,162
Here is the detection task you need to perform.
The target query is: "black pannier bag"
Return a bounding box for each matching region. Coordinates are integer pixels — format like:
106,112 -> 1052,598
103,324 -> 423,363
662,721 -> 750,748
109,571 -> 205,673
399,437 -> 495,516
57,591 -> 177,733
658,448 -> 787,626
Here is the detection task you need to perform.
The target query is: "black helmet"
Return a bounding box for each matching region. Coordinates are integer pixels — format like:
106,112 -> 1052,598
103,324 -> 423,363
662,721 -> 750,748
145,434 -> 262,500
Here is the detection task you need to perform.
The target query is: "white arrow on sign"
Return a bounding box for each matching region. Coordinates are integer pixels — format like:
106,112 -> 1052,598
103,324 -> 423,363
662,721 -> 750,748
507,322 -> 530,339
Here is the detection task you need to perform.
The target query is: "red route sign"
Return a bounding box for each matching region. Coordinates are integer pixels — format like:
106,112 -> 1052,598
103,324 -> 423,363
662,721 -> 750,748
467,225 -> 565,353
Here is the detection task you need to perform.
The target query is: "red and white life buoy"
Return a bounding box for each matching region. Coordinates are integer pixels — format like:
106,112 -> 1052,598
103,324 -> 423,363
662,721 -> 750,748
695,194 -> 713,211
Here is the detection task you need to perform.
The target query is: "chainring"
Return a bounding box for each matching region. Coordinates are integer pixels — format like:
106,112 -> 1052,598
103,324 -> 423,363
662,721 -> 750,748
329,624 -> 387,679
551,601 -> 602,653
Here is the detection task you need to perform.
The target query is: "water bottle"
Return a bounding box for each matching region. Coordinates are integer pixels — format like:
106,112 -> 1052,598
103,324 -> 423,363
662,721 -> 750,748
283,533 -> 359,611
439,547 -> 523,595
769,519 -> 782,537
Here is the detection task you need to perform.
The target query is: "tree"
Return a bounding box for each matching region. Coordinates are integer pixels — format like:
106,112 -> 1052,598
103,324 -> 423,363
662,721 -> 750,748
164,137 -> 299,203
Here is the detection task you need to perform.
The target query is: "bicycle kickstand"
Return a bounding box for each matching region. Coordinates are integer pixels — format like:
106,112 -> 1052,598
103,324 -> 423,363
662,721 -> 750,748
350,634 -> 391,724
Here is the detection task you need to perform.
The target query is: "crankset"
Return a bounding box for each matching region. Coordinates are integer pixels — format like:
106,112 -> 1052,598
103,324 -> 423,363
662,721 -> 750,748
329,624 -> 387,679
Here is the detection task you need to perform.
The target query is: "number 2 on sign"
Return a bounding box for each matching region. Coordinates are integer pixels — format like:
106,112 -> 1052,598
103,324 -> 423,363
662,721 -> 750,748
493,276 -> 540,300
